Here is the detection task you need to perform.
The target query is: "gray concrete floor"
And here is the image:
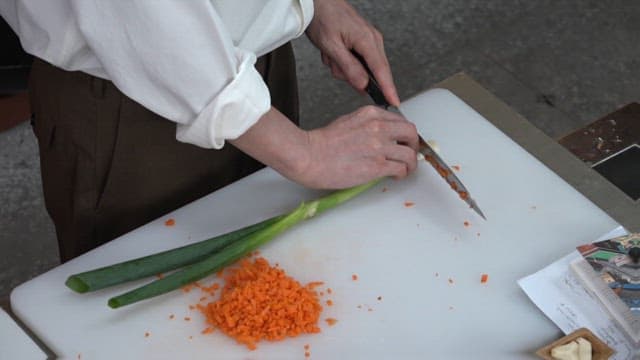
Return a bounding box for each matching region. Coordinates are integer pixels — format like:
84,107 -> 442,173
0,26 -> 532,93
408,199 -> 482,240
1,0 -> 639,299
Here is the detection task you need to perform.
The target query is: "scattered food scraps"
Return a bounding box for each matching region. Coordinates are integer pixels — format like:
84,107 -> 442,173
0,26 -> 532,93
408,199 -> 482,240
169,314 -> 175,320
435,272 -> 439,277
325,318 -> 338,326
404,201 -> 415,208
164,218 -> 175,227
382,187 -> 388,192
377,296 -> 382,301
201,327 -> 214,335
305,351 -> 311,358
326,299 -> 333,306
476,232 -> 480,237
144,332 -> 150,338
304,344 -> 310,350
184,317 -> 191,321
452,165 -> 461,171
327,288 -> 332,294
463,221 -> 470,227
481,274 -> 489,284
352,274 -> 358,281
156,273 -> 164,279
448,278 -> 454,284
198,257 -> 323,350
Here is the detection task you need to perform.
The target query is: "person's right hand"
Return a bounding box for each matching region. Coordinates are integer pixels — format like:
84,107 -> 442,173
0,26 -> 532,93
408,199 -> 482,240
296,105 -> 419,189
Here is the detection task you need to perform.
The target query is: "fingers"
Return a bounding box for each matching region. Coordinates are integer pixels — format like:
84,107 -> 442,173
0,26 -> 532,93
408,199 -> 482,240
329,45 -> 369,90
351,31 -> 400,106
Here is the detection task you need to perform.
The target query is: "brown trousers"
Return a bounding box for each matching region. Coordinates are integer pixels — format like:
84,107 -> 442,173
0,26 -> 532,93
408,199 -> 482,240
29,44 -> 299,262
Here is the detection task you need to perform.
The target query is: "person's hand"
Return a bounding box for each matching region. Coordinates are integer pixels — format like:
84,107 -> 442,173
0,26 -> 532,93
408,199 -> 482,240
297,105 -> 418,189
231,106 -> 418,189
306,0 -> 399,106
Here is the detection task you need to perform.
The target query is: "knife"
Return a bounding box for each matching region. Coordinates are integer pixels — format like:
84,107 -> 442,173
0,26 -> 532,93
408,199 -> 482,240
351,51 -> 486,220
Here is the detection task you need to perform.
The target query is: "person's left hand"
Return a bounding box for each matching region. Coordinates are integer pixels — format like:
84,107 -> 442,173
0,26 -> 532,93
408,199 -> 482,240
306,0 -> 400,106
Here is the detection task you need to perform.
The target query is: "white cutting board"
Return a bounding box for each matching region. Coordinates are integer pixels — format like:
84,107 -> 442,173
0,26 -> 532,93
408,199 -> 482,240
0,307 -> 47,360
12,89 -> 620,359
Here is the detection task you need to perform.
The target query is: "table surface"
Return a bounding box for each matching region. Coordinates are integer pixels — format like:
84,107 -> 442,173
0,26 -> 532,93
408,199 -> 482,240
10,87 -> 621,359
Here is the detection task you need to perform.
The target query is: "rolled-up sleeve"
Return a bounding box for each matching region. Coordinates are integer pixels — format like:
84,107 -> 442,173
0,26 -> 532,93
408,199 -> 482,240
69,1 -> 270,149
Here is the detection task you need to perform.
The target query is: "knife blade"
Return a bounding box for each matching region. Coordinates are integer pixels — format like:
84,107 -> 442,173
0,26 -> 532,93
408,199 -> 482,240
351,51 -> 486,220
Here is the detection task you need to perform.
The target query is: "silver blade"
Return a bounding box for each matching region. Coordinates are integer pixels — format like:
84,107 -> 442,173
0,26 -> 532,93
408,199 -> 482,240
389,106 -> 487,220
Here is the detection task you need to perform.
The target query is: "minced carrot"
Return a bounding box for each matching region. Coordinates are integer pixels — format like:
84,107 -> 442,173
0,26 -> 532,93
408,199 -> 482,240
463,221 -> 470,227
184,317 -> 191,321
326,299 -> 333,306
452,165 -> 461,171
198,257 -> 323,350
325,318 -> 338,326
404,201 -> 415,208
305,351 -> 311,357
201,327 -> 214,335
164,218 -> 175,227
352,274 -> 358,281
304,344 -> 310,350
480,274 -> 489,284
327,288 -> 332,294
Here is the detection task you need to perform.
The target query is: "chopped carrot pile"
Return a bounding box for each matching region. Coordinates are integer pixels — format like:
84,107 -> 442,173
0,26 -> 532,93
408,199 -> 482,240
164,218 -> 175,226
480,274 -> 489,284
198,257 -> 323,350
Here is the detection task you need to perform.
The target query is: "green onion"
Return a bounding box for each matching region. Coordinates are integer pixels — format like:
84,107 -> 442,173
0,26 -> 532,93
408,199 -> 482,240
107,179 -> 380,309
65,215 -> 284,293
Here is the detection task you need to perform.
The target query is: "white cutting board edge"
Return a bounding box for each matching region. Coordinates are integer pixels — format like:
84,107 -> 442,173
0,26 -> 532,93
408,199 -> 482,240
11,88 -> 620,359
0,307 -> 47,360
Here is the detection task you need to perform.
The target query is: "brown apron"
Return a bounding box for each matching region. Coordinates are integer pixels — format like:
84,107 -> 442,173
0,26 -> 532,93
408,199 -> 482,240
29,43 -> 299,262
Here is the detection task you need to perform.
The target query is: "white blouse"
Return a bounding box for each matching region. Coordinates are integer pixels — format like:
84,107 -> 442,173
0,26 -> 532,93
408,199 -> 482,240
0,0 -> 314,148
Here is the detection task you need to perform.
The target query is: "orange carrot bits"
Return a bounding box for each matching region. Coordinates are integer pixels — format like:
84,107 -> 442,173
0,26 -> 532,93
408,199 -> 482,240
164,218 -> 175,227
463,221 -> 470,227
480,274 -> 489,284
326,299 -> 333,306
198,257 -> 323,350
144,332 -> 150,338
325,318 -> 338,326
351,274 -> 358,281
327,288 -> 332,294
452,165 -> 461,171
404,201 -> 415,208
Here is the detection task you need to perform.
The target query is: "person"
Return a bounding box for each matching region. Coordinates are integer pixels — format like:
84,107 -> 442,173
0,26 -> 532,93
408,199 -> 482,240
0,0 -> 419,261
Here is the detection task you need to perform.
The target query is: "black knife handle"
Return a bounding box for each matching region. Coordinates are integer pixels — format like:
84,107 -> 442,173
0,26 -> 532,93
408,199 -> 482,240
350,50 -> 390,108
